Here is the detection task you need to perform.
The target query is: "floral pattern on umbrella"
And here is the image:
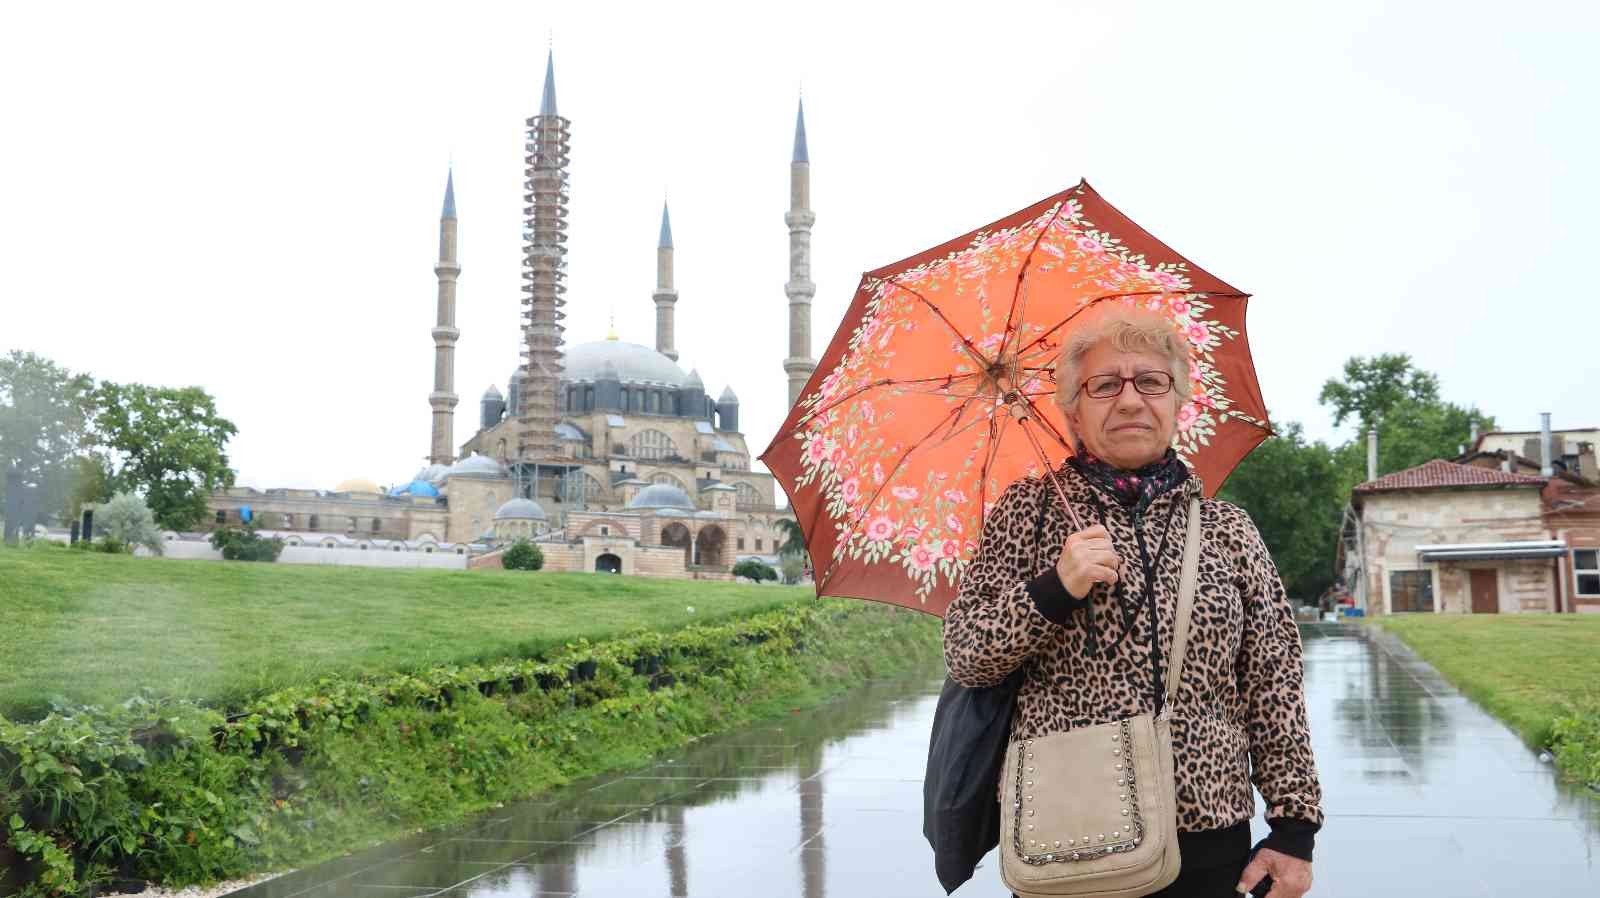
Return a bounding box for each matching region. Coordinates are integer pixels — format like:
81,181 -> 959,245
761,182 -> 1271,616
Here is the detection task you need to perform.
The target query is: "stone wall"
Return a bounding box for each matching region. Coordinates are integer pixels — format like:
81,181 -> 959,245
1360,487 -> 1554,614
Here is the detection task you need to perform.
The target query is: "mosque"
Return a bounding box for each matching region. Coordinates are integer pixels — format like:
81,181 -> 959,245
207,53 -> 819,577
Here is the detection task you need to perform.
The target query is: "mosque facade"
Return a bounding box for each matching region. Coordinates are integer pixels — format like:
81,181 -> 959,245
208,53 -> 817,577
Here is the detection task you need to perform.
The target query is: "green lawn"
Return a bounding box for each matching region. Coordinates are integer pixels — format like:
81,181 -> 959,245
1377,614 -> 1600,747
0,544 -> 813,721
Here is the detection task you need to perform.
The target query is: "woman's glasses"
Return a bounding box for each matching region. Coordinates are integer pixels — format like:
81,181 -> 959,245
1074,371 -> 1175,400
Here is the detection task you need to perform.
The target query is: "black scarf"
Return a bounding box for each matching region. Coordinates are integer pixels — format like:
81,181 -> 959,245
1067,446 -> 1190,515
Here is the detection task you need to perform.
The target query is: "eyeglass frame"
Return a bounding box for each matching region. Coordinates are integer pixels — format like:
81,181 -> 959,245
1070,370 -> 1176,402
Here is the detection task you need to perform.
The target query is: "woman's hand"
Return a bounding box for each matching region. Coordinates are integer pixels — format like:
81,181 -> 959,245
1238,847 -> 1312,897
1055,524 -> 1121,598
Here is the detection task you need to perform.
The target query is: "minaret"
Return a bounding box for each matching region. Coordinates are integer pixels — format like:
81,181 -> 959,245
654,201 -> 678,361
428,169 -> 461,465
518,49 -> 568,461
784,98 -> 817,408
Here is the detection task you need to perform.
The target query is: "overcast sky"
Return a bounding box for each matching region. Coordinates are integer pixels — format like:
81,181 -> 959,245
4,1 -> 1595,491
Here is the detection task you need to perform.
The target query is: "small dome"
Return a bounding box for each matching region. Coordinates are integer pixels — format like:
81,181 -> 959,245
628,483 -> 696,510
449,453 -> 508,478
494,497 -> 548,521
685,368 -> 704,389
718,385 -> 739,403
482,384 -> 504,401
335,478 -> 381,494
414,463 -> 450,485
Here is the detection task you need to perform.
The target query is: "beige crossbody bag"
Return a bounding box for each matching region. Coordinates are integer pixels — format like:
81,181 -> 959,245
1000,498 -> 1202,898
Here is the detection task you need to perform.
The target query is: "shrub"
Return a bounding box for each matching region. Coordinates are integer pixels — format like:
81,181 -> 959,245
97,492 -> 164,555
93,536 -> 128,554
1551,699 -> 1600,788
502,539 -> 544,571
733,559 -> 777,583
209,525 -> 283,562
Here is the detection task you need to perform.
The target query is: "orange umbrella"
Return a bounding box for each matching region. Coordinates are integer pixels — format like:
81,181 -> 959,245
759,181 -> 1270,617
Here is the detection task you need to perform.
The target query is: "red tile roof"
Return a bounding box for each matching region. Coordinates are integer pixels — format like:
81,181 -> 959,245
1354,459 -> 1547,494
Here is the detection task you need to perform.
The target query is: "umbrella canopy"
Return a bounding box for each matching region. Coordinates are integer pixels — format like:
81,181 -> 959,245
759,181 -> 1270,617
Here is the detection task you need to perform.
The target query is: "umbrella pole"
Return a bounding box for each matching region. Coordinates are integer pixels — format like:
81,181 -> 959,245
1008,399 -> 1086,533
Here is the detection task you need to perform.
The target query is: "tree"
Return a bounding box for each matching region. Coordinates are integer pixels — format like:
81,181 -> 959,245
779,553 -> 806,585
1317,353 -> 1440,431
97,491 -> 163,555
1217,422 -> 1346,601
0,351 -> 98,521
775,518 -> 806,557
93,383 -> 237,531
1331,397 -> 1495,491
733,558 -> 778,582
503,539 -> 545,571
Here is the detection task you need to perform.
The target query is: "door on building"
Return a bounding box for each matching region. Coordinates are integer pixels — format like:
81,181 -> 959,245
595,553 -> 622,574
1470,569 -> 1500,614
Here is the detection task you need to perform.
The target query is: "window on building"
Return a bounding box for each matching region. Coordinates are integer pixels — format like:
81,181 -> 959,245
755,538 -> 763,551
620,388 -> 630,411
309,514 -> 319,531
1576,549 -> 1600,597
359,543 -> 368,551
1390,570 -> 1434,613
599,525 -> 610,536
584,387 -> 594,410
737,537 -> 746,550
628,429 -> 678,460
371,518 -> 381,533
215,510 -> 226,524
394,544 -> 402,552
282,513 -> 294,529
734,481 -> 761,509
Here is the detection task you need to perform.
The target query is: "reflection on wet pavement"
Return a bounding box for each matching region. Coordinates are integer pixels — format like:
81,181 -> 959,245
227,623 -> 1600,897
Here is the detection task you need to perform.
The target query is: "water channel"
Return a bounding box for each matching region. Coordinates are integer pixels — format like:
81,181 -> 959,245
230,623 -> 1600,897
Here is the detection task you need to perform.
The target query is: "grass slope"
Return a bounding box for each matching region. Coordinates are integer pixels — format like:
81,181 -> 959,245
1377,614 -> 1600,747
0,545 -> 814,720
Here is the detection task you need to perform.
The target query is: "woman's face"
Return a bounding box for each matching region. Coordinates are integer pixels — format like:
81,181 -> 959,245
1060,342 -> 1180,470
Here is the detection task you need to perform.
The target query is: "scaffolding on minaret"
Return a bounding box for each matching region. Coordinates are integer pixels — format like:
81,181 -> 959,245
518,49 -> 568,463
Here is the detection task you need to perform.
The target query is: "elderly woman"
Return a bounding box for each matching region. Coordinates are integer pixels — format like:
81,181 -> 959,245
943,306 -> 1323,898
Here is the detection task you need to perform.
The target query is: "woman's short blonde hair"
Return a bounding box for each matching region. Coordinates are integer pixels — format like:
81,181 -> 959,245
1053,303 -> 1193,413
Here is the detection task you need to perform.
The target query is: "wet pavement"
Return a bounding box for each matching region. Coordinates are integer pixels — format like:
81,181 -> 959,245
228,623 -> 1600,897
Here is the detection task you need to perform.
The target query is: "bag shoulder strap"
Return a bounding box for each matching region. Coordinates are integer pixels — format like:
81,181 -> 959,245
1163,498 -> 1204,705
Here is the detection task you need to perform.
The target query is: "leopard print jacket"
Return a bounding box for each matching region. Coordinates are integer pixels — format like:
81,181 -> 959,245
943,464 -> 1324,832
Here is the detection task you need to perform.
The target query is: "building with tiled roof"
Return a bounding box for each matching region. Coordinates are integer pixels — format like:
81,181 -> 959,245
1353,459 -> 1547,494
1340,445 -> 1598,616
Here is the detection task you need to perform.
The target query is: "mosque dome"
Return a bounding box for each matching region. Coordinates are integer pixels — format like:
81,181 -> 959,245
389,480 -> 441,498
482,384 -> 504,401
449,453 -> 508,478
414,463 -> 450,485
563,339 -> 690,387
627,483 -> 697,511
335,478 -> 382,494
493,497 -> 548,521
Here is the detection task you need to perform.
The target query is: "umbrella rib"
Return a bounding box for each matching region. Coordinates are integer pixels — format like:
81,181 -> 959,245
1001,200 -> 1073,354
790,372 -> 984,428
1014,289 -> 1248,360
883,276 -> 993,372
973,402 -> 1012,545
815,402 -> 977,591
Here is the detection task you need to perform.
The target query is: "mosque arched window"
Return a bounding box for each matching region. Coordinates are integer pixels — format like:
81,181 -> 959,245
734,481 -> 761,510
371,518 -> 381,533
628,429 -> 678,460
583,387 -> 594,411
650,472 -> 687,491
620,388 -> 630,411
